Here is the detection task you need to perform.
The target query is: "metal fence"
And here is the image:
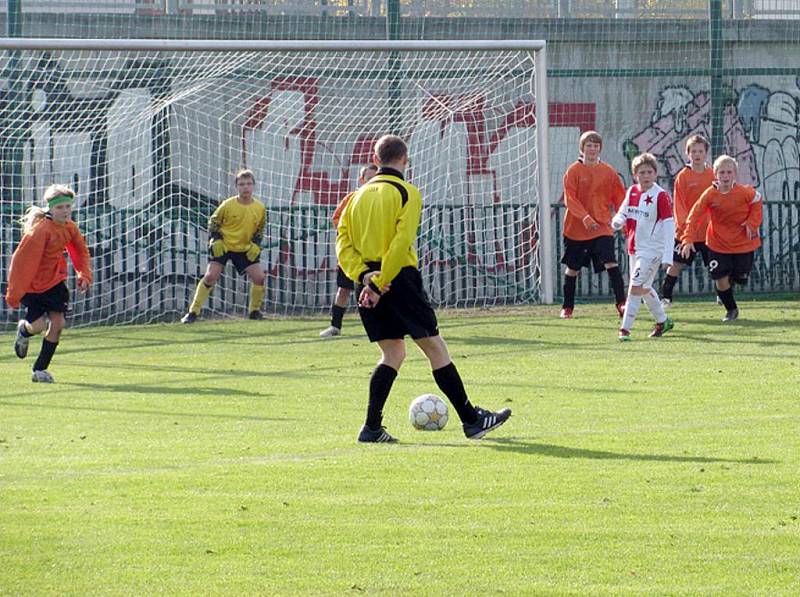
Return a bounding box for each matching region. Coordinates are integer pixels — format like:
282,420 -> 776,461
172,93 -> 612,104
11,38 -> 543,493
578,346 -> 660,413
1,0 -> 799,19
2,200 -> 797,328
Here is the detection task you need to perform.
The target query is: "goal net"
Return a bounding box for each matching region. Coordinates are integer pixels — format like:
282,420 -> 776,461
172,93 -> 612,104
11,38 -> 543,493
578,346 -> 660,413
0,39 -> 550,327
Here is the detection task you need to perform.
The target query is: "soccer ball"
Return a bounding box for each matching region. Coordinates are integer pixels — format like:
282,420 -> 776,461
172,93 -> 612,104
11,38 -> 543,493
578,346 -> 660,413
408,393 -> 448,431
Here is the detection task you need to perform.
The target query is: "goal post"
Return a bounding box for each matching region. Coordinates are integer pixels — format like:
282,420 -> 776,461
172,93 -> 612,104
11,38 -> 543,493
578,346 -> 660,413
0,38 -> 551,327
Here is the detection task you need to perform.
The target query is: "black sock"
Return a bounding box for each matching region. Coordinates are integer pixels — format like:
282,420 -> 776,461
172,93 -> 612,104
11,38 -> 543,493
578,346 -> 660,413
19,323 -> 34,338
607,266 -> 626,304
33,339 -> 58,372
432,362 -> 477,424
717,287 -> 737,311
562,275 -> 577,309
661,274 -> 678,301
330,305 -> 346,329
365,364 -> 397,429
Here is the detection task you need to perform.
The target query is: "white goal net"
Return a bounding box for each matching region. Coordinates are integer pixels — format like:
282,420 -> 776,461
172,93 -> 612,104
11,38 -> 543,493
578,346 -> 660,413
0,39 -> 550,326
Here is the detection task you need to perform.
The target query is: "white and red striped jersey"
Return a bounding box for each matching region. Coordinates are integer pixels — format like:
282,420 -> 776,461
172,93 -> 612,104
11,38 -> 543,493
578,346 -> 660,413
612,183 -> 675,264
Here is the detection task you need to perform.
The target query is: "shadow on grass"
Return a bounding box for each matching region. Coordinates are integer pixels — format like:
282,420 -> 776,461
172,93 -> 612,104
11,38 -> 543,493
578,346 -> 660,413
481,438 -> 777,464
0,399 -> 291,422
58,360 -> 358,379
59,381 -> 267,397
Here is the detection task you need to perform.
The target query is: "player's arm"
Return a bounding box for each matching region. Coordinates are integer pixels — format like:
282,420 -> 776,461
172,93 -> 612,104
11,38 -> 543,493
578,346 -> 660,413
246,205 -> 266,261
672,172 -> 688,238
563,168 -> 595,230
331,192 -> 353,228
681,188 -> 712,245
5,228 -> 47,309
611,189 -> 630,231
654,191 -> 676,266
371,188 -> 422,290
207,203 -> 227,257
66,225 -> 93,292
335,201 -> 369,286
680,188 -> 711,257
609,170 -> 627,212
743,188 -> 763,239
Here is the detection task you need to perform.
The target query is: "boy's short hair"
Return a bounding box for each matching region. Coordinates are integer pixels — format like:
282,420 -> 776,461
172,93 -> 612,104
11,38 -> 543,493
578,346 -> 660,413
579,130 -> 603,152
631,153 -> 658,174
359,164 -> 378,179
685,134 -> 710,153
712,154 -> 737,172
235,168 -> 255,183
374,135 -> 407,165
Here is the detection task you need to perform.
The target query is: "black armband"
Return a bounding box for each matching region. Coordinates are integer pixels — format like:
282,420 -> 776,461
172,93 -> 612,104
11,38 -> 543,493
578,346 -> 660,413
368,281 -> 382,295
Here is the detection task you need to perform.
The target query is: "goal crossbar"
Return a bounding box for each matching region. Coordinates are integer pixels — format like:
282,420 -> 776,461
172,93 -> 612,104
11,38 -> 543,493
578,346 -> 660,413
0,38 -> 546,53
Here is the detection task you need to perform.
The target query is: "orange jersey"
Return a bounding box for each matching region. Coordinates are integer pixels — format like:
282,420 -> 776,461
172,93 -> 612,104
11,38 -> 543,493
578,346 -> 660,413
562,160 -> 626,241
673,165 -> 715,242
682,183 -> 762,254
5,217 -> 92,309
331,191 -> 355,228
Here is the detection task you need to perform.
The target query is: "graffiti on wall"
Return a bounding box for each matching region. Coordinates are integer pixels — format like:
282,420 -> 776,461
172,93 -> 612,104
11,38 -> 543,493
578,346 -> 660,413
626,82 -> 800,203
626,82 -> 800,273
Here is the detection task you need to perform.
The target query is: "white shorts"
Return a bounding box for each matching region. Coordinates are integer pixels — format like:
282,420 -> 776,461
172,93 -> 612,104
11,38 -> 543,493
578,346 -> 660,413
628,254 -> 660,289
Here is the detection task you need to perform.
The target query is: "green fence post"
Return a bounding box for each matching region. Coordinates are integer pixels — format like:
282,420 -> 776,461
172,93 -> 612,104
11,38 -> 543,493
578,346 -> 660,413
2,0 -> 25,211
386,0 -> 402,135
709,0 -> 725,159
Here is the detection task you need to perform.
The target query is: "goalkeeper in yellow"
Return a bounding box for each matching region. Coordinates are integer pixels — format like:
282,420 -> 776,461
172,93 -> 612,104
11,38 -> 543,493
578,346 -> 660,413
181,169 -> 267,323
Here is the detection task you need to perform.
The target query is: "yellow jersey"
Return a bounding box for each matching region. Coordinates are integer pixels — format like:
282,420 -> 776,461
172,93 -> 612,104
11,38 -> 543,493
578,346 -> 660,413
208,196 -> 266,252
336,168 -> 422,291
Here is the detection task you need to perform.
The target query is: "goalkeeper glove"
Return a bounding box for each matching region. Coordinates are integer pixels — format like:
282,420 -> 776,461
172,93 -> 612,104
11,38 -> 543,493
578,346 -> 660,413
245,242 -> 261,262
209,238 -> 227,258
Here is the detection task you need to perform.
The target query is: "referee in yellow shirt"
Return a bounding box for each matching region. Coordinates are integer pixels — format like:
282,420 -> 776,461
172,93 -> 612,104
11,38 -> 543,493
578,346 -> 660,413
337,135 -> 511,442
182,169 -> 267,323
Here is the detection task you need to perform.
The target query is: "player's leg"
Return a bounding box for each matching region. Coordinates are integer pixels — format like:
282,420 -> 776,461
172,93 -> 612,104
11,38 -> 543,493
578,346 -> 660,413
561,268 -> 579,318
358,338 -> 404,443
619,256 -> 646,340
661,239 -> 687,307
708,251 -> 738,321
244,263 -> 266,319
593,236 -> 626,316
321,268 -> 354,337
636,257 -> 673,337
31,310 -> 65,383
414,334 -> 511,439
14,310 -> 46,360
560,237 -> 584,318
183,261 -> 223,323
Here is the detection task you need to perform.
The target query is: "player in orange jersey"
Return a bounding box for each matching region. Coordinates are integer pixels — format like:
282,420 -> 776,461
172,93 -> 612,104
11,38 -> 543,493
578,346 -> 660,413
319,163 -> 378,338
660,134 -> 716,307
560,131 -> 627,319
5,185 -> 92,383
680,155 -> 762,322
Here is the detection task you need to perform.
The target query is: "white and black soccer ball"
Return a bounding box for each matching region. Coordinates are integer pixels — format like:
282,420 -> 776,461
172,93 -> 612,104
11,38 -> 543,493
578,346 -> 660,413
408,393 -> 448,431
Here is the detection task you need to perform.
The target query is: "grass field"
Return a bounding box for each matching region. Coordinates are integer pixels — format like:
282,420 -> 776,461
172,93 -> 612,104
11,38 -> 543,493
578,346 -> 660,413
2,298 -> 799,595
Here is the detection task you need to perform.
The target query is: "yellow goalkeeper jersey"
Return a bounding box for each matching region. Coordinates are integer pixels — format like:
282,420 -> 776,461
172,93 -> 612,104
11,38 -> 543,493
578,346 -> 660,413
336,168 -> 421,290
208,196 -> 266,252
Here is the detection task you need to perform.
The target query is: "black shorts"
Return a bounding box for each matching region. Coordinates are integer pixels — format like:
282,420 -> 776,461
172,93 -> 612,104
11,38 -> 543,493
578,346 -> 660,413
210,251 -> 260,276
21,281 -> 69,322
673,240 -> 710,266
336,265 -> 355,291
561,235 -> 618,273
358,266 -> 439,342
707,249 -> 755,282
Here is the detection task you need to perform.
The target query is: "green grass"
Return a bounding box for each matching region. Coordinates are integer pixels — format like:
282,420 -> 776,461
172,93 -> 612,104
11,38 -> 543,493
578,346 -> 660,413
2,299 -> 799,595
